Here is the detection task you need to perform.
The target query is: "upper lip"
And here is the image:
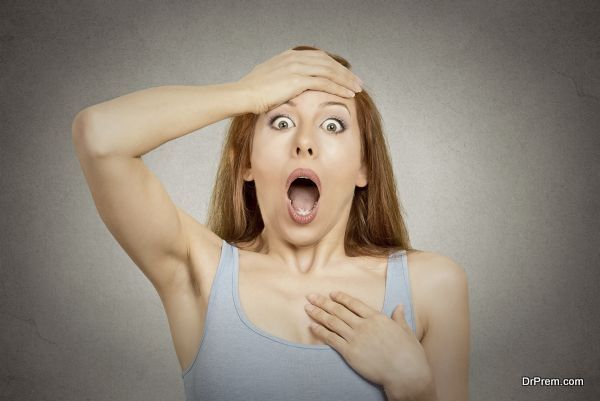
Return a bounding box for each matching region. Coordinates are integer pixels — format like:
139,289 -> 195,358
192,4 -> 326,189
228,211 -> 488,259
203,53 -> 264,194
286,168 -> 322,195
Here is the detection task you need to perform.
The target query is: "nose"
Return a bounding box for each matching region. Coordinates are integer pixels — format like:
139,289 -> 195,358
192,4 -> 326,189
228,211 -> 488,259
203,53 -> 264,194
294,131 -> 317,158
296,144 -> 314,157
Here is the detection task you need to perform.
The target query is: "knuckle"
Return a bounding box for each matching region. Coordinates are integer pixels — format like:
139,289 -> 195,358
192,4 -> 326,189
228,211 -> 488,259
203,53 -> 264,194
356,319 -> 370,332
325,65 -> 335,76
332,304 -> 344,315
314,76 -> 327,86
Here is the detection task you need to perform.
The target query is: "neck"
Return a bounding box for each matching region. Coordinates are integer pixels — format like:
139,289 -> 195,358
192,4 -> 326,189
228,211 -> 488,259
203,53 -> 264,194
254,226 -> 349,275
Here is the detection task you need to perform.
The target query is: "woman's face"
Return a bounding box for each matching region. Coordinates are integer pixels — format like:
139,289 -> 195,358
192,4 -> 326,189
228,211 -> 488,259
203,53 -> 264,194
245,90 -> 367,246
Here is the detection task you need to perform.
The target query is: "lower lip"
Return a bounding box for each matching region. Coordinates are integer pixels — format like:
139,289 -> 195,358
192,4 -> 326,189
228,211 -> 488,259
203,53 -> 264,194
287,198 -> 319,224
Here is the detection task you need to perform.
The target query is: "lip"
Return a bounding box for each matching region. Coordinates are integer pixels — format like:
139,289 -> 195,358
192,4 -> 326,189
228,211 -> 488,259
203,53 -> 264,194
287,196 -> 319,224
285,168 -> 322,194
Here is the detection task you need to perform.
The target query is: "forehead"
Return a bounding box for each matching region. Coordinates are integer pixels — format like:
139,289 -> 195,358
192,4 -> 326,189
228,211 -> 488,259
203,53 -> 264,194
267,90 -> 355,114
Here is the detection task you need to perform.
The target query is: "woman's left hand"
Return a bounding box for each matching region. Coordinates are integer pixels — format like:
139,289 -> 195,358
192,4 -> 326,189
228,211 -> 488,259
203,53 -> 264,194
304,291 -> 433,397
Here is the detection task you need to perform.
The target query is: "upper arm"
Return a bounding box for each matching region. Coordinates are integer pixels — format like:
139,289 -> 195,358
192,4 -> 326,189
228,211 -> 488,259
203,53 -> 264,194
72,110 -> 197,292
421,255 -> 470,401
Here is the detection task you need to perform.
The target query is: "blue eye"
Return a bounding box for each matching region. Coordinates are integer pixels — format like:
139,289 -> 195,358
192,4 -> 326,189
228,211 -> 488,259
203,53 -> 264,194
268,114 -> 347,134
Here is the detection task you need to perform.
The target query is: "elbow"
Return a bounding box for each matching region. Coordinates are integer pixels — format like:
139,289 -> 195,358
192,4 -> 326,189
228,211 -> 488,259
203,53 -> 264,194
71,108 -> 110,158
71,108 -> 91,136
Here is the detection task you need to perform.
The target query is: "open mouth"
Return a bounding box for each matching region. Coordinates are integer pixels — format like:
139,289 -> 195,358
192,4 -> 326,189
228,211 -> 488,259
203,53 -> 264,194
287,177 -> 320,216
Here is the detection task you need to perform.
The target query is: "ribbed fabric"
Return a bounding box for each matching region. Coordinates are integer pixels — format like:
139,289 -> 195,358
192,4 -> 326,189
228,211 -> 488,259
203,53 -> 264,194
181,239 -> 416,401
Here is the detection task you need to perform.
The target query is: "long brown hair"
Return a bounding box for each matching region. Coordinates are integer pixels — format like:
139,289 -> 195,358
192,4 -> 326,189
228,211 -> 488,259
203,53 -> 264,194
207,45 -> 417,257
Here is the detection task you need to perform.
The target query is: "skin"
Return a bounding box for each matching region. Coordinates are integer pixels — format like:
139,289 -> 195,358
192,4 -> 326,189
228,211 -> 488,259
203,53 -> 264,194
73,48 -> 468,399
243,89 -> 367,273
241,89 -> 469,400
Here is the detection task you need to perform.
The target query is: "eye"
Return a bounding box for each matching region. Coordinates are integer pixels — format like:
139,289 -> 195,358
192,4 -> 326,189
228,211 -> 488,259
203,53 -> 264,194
268,114 -> 347,134
321,117 -> 346,134
269,114 -> 295,130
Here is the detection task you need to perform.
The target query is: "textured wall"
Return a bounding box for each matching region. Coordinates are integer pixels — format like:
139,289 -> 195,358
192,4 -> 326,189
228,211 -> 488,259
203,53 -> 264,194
1,0 -> 599,400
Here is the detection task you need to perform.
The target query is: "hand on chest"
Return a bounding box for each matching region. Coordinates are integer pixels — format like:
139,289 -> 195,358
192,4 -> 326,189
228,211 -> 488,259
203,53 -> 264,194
237,258 -> 388,346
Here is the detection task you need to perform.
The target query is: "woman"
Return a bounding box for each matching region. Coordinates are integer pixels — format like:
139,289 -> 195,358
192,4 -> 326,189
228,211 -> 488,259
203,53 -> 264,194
72,45 -> 469,401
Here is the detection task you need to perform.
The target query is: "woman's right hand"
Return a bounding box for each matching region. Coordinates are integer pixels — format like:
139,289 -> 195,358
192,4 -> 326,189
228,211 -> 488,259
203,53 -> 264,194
236,48 -> 364,115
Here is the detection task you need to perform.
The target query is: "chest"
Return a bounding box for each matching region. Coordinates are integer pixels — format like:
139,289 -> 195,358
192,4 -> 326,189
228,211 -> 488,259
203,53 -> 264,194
236,253 -> 389,346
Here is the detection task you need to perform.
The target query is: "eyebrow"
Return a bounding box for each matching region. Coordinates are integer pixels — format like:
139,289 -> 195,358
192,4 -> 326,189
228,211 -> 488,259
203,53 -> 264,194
283,100 -> 350,114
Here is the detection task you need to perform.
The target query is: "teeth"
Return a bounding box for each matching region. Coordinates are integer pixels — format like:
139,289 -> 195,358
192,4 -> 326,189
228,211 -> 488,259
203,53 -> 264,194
292,201 -> 318,216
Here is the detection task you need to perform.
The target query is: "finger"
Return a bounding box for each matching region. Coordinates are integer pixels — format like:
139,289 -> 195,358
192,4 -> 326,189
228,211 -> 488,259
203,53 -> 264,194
287,49 -> 363,90
330,291 -> 379,319
307,293 -> 361,327
309,322 -> 349,355
391,304 -> 411,330
298,75 -> 356,99
304,301 -> 354,340
288,62 -> 362,93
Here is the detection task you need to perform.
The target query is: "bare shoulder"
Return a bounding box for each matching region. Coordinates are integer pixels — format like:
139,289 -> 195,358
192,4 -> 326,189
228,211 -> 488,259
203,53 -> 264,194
407,250 -> 467,288
406,250 -> 470,398
405,250 -> 469,339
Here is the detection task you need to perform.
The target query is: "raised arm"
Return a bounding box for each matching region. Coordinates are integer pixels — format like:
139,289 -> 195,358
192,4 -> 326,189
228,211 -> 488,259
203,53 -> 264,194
71,47 -> 363,295
70,48 -> 364,373
71,83 -> 250,293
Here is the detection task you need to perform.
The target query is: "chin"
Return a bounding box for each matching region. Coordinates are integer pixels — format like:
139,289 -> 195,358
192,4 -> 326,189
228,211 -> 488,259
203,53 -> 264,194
282,226 -> 323,247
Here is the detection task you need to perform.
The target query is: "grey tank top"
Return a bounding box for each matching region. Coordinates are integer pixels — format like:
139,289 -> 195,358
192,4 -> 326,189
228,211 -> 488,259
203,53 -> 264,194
181,240 -> 416,401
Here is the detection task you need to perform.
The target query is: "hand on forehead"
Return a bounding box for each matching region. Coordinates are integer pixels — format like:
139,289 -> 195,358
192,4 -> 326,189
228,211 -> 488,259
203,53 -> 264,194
266,90 -> 355,119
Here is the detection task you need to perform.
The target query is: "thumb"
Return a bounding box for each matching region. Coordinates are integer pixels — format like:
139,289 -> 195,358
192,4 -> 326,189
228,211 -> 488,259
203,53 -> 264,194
391,304 -> 405,323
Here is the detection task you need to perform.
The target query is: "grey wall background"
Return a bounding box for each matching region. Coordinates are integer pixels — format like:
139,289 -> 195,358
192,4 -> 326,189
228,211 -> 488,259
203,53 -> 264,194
1,0 -> 599,400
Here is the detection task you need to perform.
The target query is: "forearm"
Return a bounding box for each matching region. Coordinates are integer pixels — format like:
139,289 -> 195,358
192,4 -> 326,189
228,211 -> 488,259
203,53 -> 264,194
72,82 -> 251,157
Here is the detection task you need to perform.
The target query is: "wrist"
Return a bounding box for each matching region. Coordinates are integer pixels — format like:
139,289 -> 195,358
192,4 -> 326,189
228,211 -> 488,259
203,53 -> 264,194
203,81 -> 253,118
226,81 -> 258,116
384,375 -> 437,401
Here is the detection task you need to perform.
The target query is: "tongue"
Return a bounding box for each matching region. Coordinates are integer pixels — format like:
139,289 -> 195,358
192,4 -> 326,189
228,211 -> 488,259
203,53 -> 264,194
289,184 -> 319,211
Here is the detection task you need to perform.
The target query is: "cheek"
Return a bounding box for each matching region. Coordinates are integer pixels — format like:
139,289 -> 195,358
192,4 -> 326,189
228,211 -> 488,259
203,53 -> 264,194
249,135 -> 270,167
251,135 -> 288,168
322,139 -> 361,166
251,149 -> 282,174
250,138 -> 283,201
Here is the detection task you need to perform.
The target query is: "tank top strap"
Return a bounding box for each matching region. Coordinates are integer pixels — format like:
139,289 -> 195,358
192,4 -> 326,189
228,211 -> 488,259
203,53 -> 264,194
215,239 -> 235,290
201,239 -> 238,326
180,239 -> 237,379
382,249 -> 417,334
